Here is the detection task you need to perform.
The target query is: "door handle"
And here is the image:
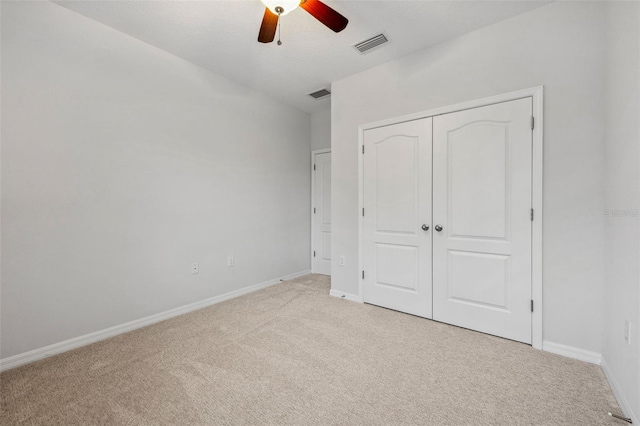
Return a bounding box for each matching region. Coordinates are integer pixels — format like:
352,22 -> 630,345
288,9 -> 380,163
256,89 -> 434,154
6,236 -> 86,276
421,224 -> 429,231
435,225 -> 443,232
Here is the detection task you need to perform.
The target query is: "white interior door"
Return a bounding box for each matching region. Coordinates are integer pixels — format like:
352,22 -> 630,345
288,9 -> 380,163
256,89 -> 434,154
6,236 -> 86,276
432,98 -> 533,343
313,151 -> 331,275
362,119 -> 433,318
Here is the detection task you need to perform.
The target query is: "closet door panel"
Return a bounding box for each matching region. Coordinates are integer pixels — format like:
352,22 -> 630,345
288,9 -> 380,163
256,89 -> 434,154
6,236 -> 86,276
432,98 -> 533,344
362,118 -> 433,318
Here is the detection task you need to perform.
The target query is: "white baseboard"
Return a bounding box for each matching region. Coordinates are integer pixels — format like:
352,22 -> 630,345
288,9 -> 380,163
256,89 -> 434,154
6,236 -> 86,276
542,341 -> 602,365
0,269 -> 310,372
601,358 -> 639,425
329,289 -> 361,303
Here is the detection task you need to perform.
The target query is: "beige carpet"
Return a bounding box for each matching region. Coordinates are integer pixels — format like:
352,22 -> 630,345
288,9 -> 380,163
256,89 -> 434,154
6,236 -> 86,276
0,274 -> 621,425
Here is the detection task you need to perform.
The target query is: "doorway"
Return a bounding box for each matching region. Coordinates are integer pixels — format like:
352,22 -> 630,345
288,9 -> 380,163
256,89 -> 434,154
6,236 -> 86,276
312,149 -> 331,275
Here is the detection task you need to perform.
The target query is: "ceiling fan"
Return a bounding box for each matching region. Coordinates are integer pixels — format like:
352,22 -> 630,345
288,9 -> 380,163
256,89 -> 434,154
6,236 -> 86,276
258,0 -> 348,44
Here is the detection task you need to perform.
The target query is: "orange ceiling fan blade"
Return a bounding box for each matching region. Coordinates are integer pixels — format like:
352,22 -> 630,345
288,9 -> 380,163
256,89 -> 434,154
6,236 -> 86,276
300,0 -> 348,33
258,7 -> 279,43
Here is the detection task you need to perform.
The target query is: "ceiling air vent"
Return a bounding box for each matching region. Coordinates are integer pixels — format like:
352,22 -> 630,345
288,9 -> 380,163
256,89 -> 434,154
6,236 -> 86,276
308,88 -> 331,100
353,33 -> 389,54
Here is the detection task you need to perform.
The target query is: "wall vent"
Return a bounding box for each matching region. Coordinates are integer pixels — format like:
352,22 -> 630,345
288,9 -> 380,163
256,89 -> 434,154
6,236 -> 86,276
353,33 -> 389,54
308,88 -> 331,99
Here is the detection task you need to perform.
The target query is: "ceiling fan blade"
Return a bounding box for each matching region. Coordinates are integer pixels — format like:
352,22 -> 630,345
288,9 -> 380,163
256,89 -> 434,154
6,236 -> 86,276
258,7 -> 279,43
300,0 -> 348,33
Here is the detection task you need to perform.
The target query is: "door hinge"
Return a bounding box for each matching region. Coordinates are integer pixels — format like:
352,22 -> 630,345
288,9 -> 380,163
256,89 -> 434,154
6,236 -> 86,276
531,209 -> 534,221
531,300 -> 534,312
314,207 -> 316,214
531,116 -> 535,130
313,164 -> 316,171
362,270 -> 365,279
313,251 -> 316,257
362,208 -> 365,217
362,145 -> 365,154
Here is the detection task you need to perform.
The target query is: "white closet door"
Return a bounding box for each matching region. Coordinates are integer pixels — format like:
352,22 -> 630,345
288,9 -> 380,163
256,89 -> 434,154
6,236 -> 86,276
313,151 -> 332,275
362,118 -> 433,318
432,98 -> 533,343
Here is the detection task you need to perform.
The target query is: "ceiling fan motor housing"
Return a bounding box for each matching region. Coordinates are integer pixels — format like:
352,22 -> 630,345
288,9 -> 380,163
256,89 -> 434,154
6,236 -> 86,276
260,0 -> 300,16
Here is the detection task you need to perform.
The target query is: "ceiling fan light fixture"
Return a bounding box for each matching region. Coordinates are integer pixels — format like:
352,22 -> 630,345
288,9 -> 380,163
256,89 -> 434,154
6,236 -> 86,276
259,0 -> 300,16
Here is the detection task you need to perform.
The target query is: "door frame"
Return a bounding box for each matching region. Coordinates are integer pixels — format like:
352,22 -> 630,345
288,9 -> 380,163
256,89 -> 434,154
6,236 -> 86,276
311,148 -> 331,274
357,86 -> 544,350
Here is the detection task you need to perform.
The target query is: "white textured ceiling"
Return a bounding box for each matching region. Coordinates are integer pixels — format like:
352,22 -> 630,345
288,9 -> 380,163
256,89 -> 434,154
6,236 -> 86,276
53,0 -> 551,114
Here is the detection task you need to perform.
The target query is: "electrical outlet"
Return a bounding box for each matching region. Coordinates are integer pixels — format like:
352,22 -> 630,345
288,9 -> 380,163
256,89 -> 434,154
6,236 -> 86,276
624,320 -> 631,345
339,256 -> 345,266
191,262 -> 199,275
227,256 -> 234,267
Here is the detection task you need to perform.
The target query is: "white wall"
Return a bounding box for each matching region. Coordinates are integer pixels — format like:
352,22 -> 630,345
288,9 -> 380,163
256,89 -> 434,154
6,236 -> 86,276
331,1 -> 608,353
602,2 -> 640,421
0,1 -> 311,359
311,109 -> 331,151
